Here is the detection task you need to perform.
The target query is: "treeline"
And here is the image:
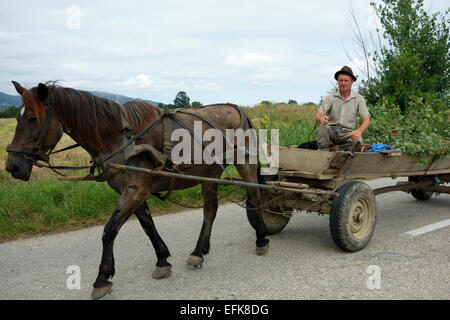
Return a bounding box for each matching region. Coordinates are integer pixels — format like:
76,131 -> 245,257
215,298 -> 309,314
0,106 -> 20,118
158,91 -> 202,109
159,91 -> 314,109
257,100 -> 316,106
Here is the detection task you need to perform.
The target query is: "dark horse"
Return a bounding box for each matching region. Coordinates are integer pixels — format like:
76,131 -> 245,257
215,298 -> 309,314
5,81 -> 269,299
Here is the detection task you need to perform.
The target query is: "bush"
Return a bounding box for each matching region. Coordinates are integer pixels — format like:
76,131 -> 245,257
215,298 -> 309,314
191,101 -> 202,107
365,96 -> 449,162
0,106 -> 20,118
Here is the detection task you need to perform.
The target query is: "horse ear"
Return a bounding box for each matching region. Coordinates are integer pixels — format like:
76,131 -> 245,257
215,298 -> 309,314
12,81 -> 25,96
37,83 -> 48,102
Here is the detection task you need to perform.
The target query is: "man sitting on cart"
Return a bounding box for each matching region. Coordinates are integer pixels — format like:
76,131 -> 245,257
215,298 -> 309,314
315,66 -> 370,152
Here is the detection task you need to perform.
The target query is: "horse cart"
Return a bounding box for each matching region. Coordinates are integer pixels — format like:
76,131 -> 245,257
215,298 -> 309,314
245,147 -> 450,252
5,82 -> 449,298
110,147 -> 450,253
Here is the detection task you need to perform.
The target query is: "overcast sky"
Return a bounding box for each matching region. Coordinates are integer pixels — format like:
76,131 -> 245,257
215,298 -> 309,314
0,0 -> 447,105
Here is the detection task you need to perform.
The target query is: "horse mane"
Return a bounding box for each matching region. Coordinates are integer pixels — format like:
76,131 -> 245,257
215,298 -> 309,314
121,100 -> 160,134
25,82 -> 159,154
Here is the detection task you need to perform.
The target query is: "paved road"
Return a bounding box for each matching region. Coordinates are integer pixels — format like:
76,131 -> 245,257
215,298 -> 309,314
0,178 -> 449,300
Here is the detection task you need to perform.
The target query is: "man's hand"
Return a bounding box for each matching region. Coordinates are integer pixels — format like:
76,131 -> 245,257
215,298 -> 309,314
320,115 -> 330,126
315,109 -> 330,126
350,129 -> 362,141
351,116 -> 370,141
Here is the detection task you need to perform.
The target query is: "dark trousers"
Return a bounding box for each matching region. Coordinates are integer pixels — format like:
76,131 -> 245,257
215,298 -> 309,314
317,125 -> 362,151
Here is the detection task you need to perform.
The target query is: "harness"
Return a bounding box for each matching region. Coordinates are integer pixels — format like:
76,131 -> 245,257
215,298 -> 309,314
6,102 -> 251,182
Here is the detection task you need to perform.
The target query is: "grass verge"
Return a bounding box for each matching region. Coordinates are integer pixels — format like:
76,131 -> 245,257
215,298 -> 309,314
0,179 -> 245,243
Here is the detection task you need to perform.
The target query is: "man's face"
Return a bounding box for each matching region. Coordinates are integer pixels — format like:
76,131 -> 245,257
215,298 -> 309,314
337,74 -> 354,93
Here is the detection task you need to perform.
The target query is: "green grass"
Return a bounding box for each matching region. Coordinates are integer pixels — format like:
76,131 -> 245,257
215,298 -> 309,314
279,119 -> 317,146
242,103 -> 317,146
0,178 -> 245,242
0,180 -> 117,241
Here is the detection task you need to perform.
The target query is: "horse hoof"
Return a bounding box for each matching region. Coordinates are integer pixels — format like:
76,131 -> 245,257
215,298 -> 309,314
186,255 -> 204,269
91,283 -> 113,300
152,266 -> 172,279
255,243 -> 270,256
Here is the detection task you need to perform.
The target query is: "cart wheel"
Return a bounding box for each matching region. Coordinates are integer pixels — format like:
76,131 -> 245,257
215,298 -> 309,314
246,191 -> 291,235
408,176 -> 433,201
330,181 -> 376,252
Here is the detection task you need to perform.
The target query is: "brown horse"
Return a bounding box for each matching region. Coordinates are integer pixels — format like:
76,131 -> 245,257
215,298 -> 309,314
5,81 -> 269,299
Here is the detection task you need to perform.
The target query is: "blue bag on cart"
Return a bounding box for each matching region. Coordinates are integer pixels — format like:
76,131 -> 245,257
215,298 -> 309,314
370,144 -> 393,152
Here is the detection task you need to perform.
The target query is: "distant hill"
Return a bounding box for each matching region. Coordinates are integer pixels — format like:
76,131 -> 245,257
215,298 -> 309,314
0,92 -> 22,107
0,90 -> 162,108
89,91 -> 161,107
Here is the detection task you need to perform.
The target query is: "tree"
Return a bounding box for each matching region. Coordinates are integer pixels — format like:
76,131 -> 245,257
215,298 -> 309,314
358,0 -> 449,112
0,106 -> 20,118
173,91 -> 190,108
191,101 -> 202,107
287,99 -> 297,105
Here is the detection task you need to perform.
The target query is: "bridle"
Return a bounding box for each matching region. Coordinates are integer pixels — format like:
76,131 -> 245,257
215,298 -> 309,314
5,101 -> 87,175
6,102 -> 56,163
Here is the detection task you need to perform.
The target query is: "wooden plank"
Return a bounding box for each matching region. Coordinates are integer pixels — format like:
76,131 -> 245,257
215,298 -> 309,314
327,152 -> 351,170
278,170 -> 336,180
379,150 -> 402,157
278,147 -> 449,180
345,153 -> 450,177
343,168 -> 450,180
348,153 -> 422,173
278,147 -> 333,174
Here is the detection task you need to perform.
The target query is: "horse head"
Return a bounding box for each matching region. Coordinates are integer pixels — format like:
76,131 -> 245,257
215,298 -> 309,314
5,81 -> 63,180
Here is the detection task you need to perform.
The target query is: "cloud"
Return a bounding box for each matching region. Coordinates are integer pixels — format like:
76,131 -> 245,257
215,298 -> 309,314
5,1 -> 447,105
115,74 -> 183,91
193,82 -> 220,91
223,50 -> 292,83
224,51 -> 273,68
114,74 -> 219,93
117,74 -> 154,88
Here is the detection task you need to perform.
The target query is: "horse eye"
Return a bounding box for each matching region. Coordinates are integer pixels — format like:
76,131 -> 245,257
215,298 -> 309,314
28,117 -> 37,123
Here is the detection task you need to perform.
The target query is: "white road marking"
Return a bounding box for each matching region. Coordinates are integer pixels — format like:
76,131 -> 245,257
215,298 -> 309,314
403,219 -> 450,236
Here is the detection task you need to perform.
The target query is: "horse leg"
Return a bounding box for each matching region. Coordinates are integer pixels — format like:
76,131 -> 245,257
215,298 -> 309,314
134,202 -> 172,279
187,182 -> 218,269
234,164 -> 269,255
91,184 -> 150,300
